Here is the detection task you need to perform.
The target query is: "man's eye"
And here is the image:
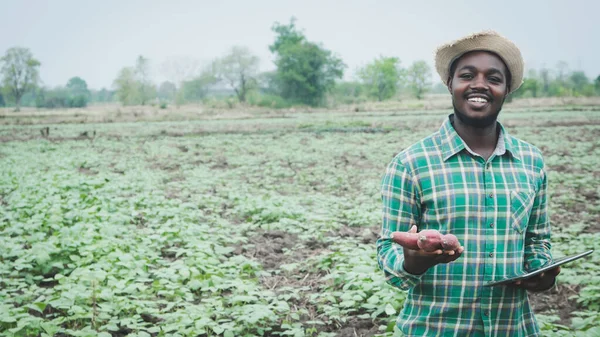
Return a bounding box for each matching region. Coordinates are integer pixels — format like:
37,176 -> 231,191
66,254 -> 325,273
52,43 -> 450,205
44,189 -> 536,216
489,77 -> 502,83
459,74 -> 473,79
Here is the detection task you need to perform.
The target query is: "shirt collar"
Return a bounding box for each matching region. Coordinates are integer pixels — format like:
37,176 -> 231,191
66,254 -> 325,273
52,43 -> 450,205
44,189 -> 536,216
439,114 -> 520,162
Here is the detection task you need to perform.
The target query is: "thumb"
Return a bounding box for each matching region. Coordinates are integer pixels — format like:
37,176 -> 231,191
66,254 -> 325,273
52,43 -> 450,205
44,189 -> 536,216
408,225 -> 417,234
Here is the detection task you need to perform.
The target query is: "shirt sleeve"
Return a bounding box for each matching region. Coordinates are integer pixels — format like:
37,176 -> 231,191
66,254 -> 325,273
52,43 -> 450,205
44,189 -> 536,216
524,167 -> 552,272
376,157 -> 424,291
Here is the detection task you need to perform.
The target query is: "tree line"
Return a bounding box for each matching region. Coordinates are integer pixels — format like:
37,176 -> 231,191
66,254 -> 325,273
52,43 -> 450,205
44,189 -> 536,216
2,19 -> 600,111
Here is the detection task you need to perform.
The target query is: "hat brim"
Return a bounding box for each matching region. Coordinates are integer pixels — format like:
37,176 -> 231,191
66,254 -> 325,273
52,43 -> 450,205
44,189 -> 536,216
435,31 -> 524,94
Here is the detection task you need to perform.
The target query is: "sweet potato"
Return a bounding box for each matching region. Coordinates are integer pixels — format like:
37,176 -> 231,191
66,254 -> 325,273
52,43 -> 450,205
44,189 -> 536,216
441,234 -> 461,250
417,229 -> 443,252
392,232 -> 420,250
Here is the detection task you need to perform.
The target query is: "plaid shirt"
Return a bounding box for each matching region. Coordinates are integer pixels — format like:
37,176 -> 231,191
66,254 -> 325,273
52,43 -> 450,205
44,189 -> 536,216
377,115 -> 552,337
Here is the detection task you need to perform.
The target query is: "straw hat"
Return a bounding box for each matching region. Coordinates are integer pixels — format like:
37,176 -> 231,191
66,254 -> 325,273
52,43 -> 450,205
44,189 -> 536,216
435,30 -> 524,93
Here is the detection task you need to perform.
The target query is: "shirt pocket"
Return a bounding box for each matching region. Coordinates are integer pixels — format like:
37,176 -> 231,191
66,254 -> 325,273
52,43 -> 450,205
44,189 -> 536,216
510,190 -> 536,234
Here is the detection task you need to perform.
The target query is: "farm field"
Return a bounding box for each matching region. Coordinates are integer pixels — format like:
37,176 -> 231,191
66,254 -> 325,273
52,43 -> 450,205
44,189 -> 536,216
1,107 -> 600,336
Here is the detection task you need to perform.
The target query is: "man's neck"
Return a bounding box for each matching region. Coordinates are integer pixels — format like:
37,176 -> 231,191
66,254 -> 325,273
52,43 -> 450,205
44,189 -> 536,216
452,115 -> 499,160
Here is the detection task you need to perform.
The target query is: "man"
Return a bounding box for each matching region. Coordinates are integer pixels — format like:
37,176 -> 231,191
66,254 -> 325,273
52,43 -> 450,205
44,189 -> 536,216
376,31 -> 560,336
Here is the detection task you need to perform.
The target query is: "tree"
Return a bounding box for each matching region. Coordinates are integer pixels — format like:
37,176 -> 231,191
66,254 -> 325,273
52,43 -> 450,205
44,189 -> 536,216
159,56 -> 201,107
158,81 -> 177,101
159,56 -> 201,88
0,92 -> 5,107
330,81 -> 365,105
556,61 -> 569,84
569,71 -> 589,93
269,18 -> 345,106
407,60 -> 432,100
431,82 -> 448,94
35,87 -> 68,109
113,56 -> 158,106
135,55 -> 156,105
518,69 -> 541,98
113,67 -> 139,106
595,75 -> 600,94
539,67 -> 551,95
91,88 -> 114,103
66,76 -> 90,107
270,19 -> 305,53
33,78 -> 90,109
0,47 -> 41,111
358,56 -> 403,101
514,78 -> 541,98
214,46 -> 259,103
180,72 -> 218,102
66,76 -> 89,95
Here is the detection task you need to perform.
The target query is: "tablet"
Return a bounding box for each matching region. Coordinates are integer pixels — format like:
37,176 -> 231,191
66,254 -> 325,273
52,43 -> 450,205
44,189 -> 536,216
484,249 -> 594,287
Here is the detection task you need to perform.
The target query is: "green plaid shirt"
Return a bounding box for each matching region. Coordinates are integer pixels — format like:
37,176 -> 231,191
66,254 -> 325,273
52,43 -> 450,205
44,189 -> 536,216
377,115 -> 552,337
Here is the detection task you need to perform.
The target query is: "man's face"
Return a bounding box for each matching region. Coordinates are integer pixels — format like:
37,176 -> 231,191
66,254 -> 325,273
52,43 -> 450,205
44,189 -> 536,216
449,51 -> 509,128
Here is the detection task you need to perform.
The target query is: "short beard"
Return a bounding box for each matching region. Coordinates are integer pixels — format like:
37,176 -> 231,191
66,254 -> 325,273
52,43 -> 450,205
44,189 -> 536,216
452,98 -> 503,128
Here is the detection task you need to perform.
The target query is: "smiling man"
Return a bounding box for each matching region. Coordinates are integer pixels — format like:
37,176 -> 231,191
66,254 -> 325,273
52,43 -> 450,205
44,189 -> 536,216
377,31 -> 560,336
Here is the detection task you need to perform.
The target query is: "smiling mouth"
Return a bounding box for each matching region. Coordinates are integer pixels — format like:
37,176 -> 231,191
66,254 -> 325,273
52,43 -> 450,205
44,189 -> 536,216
467,97 -> 489,103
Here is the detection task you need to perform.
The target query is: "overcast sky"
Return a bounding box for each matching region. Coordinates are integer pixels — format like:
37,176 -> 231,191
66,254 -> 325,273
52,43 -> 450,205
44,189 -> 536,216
2,0 -> 599,89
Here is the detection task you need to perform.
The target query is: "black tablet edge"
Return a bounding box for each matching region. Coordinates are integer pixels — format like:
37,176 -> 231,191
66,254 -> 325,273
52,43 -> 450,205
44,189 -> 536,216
483,249 -> 594,287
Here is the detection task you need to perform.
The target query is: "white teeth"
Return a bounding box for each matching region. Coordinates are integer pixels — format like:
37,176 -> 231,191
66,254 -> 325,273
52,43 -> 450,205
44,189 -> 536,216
468,97 -> 488,103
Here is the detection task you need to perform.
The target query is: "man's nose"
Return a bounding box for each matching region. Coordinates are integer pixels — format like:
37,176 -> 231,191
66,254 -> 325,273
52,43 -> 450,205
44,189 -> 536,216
470,75 -> 489,90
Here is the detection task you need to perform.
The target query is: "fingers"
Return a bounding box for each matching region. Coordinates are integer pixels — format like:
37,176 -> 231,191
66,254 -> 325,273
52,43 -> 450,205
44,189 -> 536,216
521,277 -> 541,289
508,267 -> 560,290
510,279 -> 532,289
408,248 -> 443,257
434,247 -> 464,263
421,246 -> 464,258
513,274 -> 545,290
409,225 -> 417,234
441,246 -> 465,256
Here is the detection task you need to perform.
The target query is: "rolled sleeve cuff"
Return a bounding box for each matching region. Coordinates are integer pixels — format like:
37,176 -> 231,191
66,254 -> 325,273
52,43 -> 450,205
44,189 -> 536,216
524,250 -> 553,272
383,259 -> 424,291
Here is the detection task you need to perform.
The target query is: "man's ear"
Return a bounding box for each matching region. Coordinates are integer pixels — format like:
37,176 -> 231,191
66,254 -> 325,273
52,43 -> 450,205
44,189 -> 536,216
447,78 -> 453,92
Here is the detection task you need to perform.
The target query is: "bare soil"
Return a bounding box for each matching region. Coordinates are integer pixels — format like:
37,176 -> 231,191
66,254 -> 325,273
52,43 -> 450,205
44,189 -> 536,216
239,229 -> 390,336
529,283 -> 582,326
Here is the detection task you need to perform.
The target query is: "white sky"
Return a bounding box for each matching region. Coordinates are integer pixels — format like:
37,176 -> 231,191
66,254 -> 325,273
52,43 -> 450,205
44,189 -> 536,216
1,0 -> 599,89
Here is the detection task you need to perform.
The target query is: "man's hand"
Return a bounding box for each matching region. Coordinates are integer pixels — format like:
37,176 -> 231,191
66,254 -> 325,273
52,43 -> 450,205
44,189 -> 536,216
509,266 -> 561,292
401,226 -> 464,275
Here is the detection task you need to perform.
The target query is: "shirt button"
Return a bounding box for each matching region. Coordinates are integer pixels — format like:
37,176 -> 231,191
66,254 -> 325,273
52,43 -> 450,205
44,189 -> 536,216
484,311 -> 490,316
486,163 -> 491,169
488,193 -> 494,198
489,252 -> 494,257
489,223 -> 494,228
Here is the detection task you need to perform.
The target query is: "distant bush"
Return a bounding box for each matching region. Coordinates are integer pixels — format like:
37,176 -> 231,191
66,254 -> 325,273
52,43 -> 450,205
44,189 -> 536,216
69,95 -> 87,108
36,96 -> 66,109
35,87 -> 88,109
328,81 -> 368,106
160,102 -> 168,109
202,96 -> 239,109
226,97 -> 236,109
248,93 -> 293,109
330,94 -> 368,106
